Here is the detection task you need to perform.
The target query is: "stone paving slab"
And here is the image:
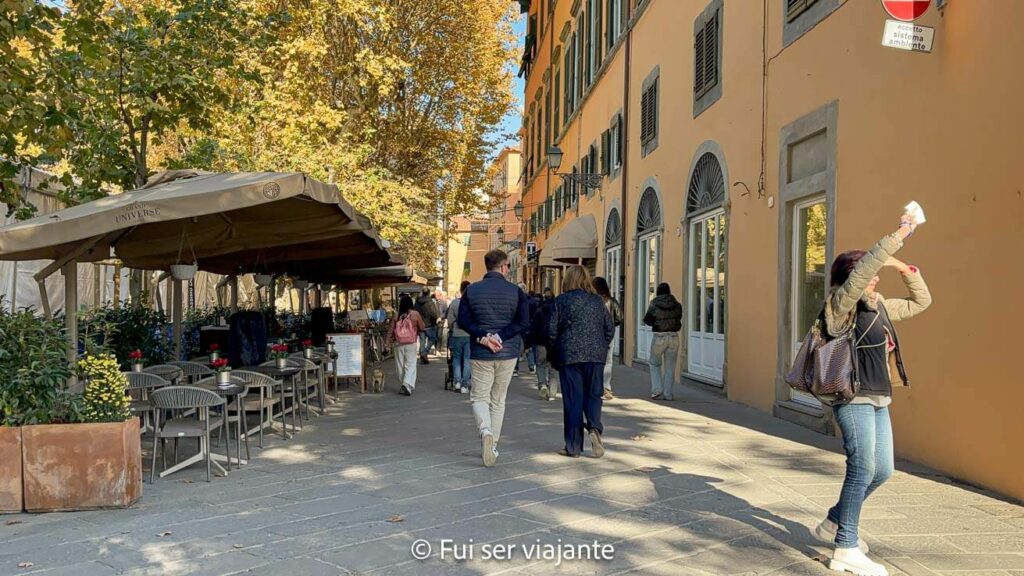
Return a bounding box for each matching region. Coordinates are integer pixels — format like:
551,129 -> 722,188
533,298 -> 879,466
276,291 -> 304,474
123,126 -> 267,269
0,356 -> 1021,575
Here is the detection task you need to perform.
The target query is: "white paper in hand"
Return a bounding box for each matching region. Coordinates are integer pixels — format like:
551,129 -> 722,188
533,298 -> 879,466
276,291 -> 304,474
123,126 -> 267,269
904,201 -> 927,225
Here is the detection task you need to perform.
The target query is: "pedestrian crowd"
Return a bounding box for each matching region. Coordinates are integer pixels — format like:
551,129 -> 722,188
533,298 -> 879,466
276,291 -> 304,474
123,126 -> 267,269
383,206 -> 928,575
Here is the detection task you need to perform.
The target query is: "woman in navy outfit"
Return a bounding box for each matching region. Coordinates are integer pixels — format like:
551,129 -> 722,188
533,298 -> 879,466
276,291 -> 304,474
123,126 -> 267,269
545,265 -> 615,458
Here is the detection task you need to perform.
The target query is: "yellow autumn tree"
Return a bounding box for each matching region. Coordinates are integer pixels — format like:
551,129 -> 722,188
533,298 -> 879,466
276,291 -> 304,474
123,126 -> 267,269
155,0 -> 518,273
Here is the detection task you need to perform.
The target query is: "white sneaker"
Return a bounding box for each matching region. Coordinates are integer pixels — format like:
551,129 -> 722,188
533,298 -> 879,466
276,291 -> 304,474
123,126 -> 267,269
482,430 -> 497,467
829,547 -> 887,576
815,518 -> 869,554
539,385 -> 549,400
460,386 -> 469,394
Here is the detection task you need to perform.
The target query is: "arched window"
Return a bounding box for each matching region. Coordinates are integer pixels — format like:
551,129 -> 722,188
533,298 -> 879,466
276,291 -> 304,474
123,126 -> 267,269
636,187 -> 662,234
686,152 -> 726,217
605,208 -> 622,248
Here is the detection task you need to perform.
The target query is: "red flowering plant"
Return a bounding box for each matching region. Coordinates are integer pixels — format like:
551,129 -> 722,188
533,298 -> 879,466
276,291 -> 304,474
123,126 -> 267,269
270,344 -> 289,360
211,358 -> 231,372
209,343 -> 220,352
128,350 -> 143,361
302,339 -> 313,349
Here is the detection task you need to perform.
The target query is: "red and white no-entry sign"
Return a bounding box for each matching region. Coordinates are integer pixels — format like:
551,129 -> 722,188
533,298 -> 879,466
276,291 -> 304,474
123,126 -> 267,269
881,0 -> 931,21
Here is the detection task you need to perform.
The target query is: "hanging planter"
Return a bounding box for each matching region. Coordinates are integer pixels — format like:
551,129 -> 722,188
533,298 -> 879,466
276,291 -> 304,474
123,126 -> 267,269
170,263 -> 197,281
170,222 -> 198,281
254,273 -> 273,287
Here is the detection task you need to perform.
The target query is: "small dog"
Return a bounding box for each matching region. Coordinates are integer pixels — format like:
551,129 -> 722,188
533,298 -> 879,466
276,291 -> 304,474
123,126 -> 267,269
372,368 -> 386,393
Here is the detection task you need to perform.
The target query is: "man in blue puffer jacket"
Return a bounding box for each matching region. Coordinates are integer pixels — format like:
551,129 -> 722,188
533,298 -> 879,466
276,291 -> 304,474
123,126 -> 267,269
457,249 -> 531,467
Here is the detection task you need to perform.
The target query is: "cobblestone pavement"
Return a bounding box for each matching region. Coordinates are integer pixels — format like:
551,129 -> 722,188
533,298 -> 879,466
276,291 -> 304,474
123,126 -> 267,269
2,355 -> 1022,576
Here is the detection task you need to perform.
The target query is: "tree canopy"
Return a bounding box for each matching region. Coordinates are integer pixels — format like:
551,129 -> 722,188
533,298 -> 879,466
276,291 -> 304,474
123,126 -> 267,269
2,0 -> 517,273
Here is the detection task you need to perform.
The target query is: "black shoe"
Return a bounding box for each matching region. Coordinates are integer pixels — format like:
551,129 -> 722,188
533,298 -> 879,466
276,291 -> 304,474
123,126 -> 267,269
400,385 -> 412,396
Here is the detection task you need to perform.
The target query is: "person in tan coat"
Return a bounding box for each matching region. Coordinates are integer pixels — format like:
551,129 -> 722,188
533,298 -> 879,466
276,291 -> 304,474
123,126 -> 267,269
816,214 -> 932,576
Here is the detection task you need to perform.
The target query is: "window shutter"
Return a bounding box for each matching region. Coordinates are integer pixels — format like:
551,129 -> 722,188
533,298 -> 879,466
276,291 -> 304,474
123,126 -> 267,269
640,88 -> 650,144
601,130 -> 610,175
694,28 -> 705,96
649,80 -> 658,142
704,13 -> 717,91
615,114 -> 623,166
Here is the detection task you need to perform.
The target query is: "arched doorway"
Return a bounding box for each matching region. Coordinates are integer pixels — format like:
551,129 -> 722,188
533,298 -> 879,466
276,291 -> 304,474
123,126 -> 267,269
635,187 -> 662,361
604,207 -> 622,357
685,151 -> 727,382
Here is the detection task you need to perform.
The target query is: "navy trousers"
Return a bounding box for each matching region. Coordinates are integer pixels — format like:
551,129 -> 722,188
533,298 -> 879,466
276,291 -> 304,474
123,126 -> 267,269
559,362 -> 605,455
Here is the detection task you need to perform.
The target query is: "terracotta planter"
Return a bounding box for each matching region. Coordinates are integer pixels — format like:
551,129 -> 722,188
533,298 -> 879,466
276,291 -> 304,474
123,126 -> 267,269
22,419 -> 142,512
0,427 -> 23,513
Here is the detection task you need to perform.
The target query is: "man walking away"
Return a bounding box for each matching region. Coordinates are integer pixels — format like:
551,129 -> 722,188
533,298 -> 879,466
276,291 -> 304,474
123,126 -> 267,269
445,281 -> 473,394
531,288 -> 559,401
457,249 -> 530,467
513,283 -> 536,376
415,288 -> 440,364
643,283 -> 683,401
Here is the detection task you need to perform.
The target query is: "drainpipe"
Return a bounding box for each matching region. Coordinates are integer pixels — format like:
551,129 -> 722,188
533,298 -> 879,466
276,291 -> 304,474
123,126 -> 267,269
619,4 -> 632,361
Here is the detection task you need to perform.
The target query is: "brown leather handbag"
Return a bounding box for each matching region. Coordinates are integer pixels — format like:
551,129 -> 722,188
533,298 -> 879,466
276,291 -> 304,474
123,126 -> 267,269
785,308 -> 860,405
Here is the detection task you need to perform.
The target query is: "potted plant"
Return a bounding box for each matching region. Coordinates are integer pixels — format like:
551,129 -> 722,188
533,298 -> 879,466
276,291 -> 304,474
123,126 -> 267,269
302,339 -> 314,359
21,354 -> 141,512
129,349 -> 144,372
211,358 -> 232,385
0,304 -> 75,512
209,343 -> 220,362
271,344 -> 289,369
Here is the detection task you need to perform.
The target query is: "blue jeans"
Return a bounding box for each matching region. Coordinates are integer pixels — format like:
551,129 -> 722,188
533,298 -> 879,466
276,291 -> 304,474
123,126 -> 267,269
450,336 -> 472,386
828,403 -> 894,547
559,362 -> 604,456
419,326 -> 437,357
514,346 -> 537,372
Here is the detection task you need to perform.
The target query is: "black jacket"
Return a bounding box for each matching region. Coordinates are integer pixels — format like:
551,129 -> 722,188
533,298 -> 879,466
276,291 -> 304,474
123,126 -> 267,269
643,294 -> 683,333
415,295 -> 439,326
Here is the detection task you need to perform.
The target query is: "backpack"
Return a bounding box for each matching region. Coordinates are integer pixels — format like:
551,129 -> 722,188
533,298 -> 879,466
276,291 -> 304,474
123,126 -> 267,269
393,314 -> 419,345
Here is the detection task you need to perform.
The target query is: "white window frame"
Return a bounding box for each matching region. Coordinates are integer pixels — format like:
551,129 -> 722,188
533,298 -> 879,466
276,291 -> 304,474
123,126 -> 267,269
789,194 -> 826,407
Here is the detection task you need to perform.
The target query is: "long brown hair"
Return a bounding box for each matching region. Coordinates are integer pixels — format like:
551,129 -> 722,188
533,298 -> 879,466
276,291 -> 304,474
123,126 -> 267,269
561,265 -> 597,294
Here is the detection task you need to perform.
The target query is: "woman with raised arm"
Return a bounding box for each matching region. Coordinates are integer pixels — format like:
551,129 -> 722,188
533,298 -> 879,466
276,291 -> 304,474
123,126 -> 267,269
818,214 -> 932,576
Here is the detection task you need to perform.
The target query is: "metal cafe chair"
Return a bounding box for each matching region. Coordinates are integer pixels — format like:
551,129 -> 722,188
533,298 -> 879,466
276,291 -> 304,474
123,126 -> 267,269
167,360 -> 214,384
149,386 -> 226,483
232,370 -> 282,448
124,372 -> 169,433
288,353 -> 324,417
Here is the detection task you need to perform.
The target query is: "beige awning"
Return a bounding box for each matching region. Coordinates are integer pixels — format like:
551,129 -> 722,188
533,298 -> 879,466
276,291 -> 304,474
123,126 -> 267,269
0,170 -> 398,273
539,214 -> 597,267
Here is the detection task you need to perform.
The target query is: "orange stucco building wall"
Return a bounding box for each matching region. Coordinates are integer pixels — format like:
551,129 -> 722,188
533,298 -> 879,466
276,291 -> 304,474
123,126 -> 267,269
516,0 -> 1022,501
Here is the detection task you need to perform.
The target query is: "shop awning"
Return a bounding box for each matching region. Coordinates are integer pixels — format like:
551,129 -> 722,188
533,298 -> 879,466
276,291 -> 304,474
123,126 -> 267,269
539,214 -> 597,267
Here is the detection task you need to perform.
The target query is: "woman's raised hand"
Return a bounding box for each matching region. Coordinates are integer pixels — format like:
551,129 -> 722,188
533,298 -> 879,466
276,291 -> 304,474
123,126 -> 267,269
897,214 -> 918,240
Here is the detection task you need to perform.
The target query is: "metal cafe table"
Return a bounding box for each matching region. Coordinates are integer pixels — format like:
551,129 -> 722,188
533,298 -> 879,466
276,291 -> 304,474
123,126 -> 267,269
251,364 -> 304,437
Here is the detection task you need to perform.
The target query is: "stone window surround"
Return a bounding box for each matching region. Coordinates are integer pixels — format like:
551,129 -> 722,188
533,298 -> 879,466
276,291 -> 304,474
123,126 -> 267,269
772,100 -> 838,434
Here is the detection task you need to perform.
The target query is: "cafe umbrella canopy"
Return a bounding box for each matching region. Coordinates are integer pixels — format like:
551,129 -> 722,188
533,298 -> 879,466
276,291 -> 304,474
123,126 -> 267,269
0,170 -> 402,368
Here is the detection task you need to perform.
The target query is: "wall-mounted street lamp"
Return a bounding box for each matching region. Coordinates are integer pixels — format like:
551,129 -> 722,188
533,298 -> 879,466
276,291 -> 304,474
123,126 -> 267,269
547,146 -> 604,190
496,227 -> 505,244
513,199 -> 524,220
